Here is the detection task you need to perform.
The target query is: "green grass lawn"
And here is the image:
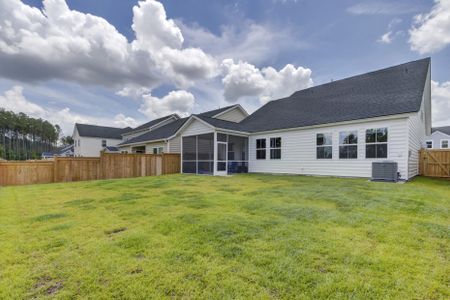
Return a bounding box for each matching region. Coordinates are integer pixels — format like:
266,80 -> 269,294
0,174 -> 449,299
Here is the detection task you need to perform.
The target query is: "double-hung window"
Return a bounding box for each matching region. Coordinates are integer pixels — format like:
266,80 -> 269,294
316,133 -> 332,159
339,131 -> 358,159
102,140 -> 107,147
425,141 -> 433,149
365,128 -> 388,158
153,147 -> 164,154
441,140 -> 449,149
256,139 -> 266,159
270,137 -> 281,159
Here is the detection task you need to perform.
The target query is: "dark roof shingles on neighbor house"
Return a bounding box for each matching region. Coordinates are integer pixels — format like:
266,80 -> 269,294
75,124 -> 131,139
130,114 -> 178,133
238,58 -> 430,132
197,105 -> 237,117
120,106 -> 242,145
432,126 -> 450,136
119,118 -> 189,145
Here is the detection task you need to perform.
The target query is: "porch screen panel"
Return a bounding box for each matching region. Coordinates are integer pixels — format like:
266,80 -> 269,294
197,133 -> 214,174
227,135 -> 248,173
182,136 -> 196,173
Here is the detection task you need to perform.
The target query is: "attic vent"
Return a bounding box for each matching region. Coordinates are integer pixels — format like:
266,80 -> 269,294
371,161 -> 398,182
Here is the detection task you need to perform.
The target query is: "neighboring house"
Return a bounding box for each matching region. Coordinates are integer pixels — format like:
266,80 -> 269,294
425,126 -> 450,149
41,144 -> 74,159
103,146 -> 121,153
73,124 -> 131,157
173,58 -> 431,179
117,105 -> 248,154
121,114 -> 180,143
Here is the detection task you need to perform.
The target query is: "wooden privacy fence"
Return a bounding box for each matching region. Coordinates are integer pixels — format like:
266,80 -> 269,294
0,153 -> 180,186
419,149 -> 450,178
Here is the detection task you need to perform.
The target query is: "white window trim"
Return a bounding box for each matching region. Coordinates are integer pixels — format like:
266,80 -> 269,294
425,140 -> 433,149
316,133 -> 333,160
440,139 -> 449,149
153,147 -> 164,154
365,128 -> 388,159
256,138 -> 266,160
270,137 -> 282,160
339,131 -> 358,159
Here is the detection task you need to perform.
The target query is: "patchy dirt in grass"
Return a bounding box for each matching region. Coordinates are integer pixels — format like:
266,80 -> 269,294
32,276 -> 63,297
46,281 -> 63,295
105,227 -> 127,235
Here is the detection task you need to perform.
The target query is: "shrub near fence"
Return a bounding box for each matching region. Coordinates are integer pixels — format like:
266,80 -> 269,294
0,153 -> 181,186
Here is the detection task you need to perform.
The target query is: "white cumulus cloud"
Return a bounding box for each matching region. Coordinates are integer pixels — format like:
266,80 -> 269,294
179,21 -> 305,65
139,90 -> 195,118
409,0 -> 450,54
431,80 -> 450,126
347,2 -> 418,15
221,59 -> 313,103
0,0 -> 217,92
113,113 -> 138,128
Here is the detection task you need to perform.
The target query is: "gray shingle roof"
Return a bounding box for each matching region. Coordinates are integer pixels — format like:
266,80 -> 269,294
119,118 -> 189,145
75,124 -> 131,139
130,114 -> 178,133
198,105 -> 239,117
432,126 -> 450,136
238,58 -> 430,132
195,115 -> 247,132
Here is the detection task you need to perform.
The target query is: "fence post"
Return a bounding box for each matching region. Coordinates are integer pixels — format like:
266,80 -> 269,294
53,157 -> 58,183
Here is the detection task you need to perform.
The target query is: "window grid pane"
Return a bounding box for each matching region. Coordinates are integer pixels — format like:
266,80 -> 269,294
365,128 -> 388,158
269,137 -> 281,159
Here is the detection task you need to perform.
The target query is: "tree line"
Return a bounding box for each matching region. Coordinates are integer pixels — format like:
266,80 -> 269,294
0,109 -> 63,160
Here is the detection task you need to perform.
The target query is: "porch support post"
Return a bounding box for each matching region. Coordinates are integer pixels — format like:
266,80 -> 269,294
213,131 -> 218,176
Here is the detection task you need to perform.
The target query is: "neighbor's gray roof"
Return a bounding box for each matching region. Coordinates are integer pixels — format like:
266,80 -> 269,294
129,114 -> 179,133
197,105 -> 239,117
432,126 -> 450,136
119,118 -> 189,145
195,115 -> 247,132
236,58 -> 430,133
75,124 -> 131,139
119,106 -> 243,145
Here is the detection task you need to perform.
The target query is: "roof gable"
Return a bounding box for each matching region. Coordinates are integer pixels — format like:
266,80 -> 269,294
125,114 -> 179,135
119,118 -> 189,145
198,105 -> 239,117
432,126 -> 450,136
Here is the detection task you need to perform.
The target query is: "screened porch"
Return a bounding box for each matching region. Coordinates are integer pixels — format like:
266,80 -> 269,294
182,133 -> 248,175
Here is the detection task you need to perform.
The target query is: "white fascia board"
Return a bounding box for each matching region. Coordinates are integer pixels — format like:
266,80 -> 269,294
248,113 -> 414,136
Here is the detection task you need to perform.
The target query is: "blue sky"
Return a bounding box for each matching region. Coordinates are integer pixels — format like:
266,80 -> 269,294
1,0 -> 449,134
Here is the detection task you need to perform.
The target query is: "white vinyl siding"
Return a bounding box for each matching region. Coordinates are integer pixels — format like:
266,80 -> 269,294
74,136 -> 121,157
407,97 -> 428,178
214,108 -> 247,123
426,131 -> 450,149
168,136 -> 182,153
145,142 -> 167,154
248,117 -> 409,179
180,119 -> 213,137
